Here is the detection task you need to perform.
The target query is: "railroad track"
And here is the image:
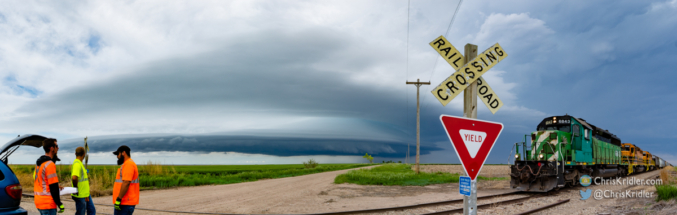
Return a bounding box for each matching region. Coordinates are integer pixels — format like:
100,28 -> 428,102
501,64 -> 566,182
22,191 -> 569,215
315,191 -> 566,215
18,169 -> 666,215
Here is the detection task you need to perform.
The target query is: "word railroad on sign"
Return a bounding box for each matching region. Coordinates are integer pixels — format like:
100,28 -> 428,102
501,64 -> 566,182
428,35 -> 507,114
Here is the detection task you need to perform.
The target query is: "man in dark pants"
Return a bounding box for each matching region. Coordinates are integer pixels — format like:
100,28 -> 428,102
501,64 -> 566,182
112,145 -> 139,215
34,138 -> 64,214
71,147 -> 96,215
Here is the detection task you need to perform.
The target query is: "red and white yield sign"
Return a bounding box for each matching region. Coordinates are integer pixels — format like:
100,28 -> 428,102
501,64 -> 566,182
440,115 -> 504,181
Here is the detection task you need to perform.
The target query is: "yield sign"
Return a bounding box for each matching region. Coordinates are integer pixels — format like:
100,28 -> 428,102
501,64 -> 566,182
440,115 -> 504,181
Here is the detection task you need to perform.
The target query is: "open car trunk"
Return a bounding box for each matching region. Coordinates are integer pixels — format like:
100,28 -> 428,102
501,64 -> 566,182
0,134 -> 48,164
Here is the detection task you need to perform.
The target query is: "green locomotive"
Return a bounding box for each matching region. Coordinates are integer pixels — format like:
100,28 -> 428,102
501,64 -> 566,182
510,115 -> 625,192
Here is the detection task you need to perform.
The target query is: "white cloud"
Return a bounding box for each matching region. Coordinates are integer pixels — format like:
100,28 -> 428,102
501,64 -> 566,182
473,13 -> 554,49
3,0 -> 675,163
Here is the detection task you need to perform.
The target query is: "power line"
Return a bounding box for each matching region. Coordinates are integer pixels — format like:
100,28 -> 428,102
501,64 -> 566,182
405,0 -> 411,164
421,0 -> 463,110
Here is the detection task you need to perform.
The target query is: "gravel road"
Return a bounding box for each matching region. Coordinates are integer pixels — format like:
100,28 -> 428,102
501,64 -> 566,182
19,165 -> 673,215
20,164 -> 510,214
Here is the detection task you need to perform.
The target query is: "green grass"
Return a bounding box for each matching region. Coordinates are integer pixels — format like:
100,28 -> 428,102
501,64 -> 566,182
168,164 -> 311,175
656,185 -> 677,201
421,163 -> 509,166
335,164 -> 456,186
10,163 -> 374,194
334,164 -> 506,186
477,176 -> 509,181
139,164 -> 371,188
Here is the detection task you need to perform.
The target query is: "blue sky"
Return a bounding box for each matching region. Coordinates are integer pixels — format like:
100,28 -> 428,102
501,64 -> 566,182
1,0 -> 676,165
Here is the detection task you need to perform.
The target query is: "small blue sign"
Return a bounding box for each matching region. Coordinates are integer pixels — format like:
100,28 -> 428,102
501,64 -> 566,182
459,176 -> 471,196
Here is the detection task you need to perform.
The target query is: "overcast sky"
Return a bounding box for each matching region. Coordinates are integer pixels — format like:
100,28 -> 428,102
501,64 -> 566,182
1,0 -> 676,165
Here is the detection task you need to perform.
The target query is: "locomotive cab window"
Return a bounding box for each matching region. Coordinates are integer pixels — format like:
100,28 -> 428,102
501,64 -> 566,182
559,125 -> 570,132
584,129 -> 589,140
539,125 -> 570,132
572,125 -> 580,136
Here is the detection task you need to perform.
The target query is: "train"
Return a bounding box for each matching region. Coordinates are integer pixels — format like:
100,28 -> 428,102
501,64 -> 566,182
509,115 -> 673,192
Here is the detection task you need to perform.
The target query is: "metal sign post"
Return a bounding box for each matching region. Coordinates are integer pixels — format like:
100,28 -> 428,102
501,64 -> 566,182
441,115 -> 503,215
462,43 -> 478,215
430,36 -> 508,215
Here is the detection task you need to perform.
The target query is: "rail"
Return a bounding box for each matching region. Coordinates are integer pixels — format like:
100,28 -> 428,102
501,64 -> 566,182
420,195 -> 534,215
315,191 -> 523,215
23,191 -> 525,215
513,199 -> 570,215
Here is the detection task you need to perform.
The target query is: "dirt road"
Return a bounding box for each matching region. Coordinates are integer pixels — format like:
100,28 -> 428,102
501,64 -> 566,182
21,165 -> 510,214
21,165 -> 674,214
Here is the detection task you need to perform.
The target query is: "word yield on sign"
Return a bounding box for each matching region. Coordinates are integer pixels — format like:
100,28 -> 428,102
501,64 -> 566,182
429,36 -> 508,107
459,129 -> 485,158
440,115 -> 504,181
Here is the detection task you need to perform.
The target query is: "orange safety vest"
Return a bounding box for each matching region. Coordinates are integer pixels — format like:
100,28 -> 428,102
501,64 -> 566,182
33,160 -> 59,210
112,159 -> 139,205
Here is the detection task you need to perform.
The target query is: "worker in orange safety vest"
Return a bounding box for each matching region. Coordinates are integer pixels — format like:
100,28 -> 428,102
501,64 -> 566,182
112,145 -> 139,215
34,138 -> 64,214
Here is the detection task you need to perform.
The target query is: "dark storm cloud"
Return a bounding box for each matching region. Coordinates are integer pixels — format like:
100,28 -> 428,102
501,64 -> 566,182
58,134 -> 442,158
11,27 -> 405,125
5,27 -> 446,157
4,0 -> 677,164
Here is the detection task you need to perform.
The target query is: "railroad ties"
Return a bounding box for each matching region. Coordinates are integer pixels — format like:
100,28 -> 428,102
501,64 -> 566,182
316,191 -> 570,215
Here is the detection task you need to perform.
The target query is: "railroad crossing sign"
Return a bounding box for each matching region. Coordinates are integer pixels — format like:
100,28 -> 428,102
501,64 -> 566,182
429,36 -> 506,114
440,115 -> 504,181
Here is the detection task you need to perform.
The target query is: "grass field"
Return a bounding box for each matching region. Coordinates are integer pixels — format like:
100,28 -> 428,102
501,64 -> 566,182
656,167 -> 677,201
334,164 -> 507,186
10,162 -> 373,196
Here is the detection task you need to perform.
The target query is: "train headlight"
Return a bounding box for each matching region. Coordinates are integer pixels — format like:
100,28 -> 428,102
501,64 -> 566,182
539,154 -> 544,159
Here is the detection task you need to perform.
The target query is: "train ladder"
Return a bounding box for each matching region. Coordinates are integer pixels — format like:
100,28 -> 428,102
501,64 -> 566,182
628,162 -> 634,175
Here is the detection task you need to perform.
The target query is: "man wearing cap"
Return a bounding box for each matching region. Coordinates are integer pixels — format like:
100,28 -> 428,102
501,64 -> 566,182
112,145 -> 139,215
34,138 -> 64,214
71,147 -> 95,215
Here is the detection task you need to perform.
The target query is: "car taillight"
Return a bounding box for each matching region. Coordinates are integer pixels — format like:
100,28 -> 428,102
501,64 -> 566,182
5,184 -> 22,200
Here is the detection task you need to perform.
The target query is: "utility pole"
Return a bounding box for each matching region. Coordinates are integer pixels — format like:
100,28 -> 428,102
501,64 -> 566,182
406,78 -> 430,174
462,43 -> 478,215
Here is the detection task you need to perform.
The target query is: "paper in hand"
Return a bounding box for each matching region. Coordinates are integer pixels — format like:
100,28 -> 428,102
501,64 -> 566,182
59,187 -> 78,196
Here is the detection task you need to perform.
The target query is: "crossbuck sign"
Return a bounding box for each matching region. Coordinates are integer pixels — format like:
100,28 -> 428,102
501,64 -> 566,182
429,36 -> 507,114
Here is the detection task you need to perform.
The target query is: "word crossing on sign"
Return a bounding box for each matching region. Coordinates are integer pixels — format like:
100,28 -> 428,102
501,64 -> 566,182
429,36 -> 508,106
427,36 -> 504,114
